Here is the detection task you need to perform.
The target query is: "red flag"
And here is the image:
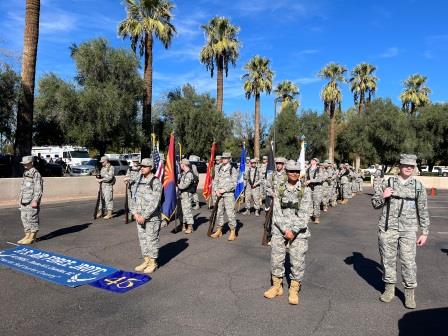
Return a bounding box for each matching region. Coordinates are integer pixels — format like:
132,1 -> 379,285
203,142 -> 216,200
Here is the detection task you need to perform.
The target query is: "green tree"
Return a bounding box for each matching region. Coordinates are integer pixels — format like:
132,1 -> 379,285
349,63 -> 378,114
400,74 -> 431,115
200,16 -> 240,114
274,80 -> 299,112
269,103 -> 300,158
243,55 -> 274,159
0,64 -> 20,150
118,0 -> 176,157
319,62 -> 347,162
297,109 -> 328,160
15,0 -> 40,156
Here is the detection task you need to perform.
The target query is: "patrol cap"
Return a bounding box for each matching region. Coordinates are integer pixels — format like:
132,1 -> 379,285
250,159 -> 257,164
139,158 -> 154,167
285,160 -> 301,171
215,155 -> 222,160
221,152 -> 231,158
262,156 -> 268,160
275,157 -> 286,164
181,158 -> 190,166
100,156 -> 109,163
20,155 -> 33,165
400,154 -> 417,166
311,157 -> 320,163
324,160 -> 332,164
246,157 -> 250,161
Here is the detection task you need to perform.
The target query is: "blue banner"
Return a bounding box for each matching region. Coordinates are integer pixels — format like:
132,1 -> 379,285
89,271 -> 151,293
0,246 -> 118,287
234,144 -> 246,201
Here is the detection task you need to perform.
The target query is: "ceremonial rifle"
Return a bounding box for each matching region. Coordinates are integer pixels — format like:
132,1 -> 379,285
207,195 -> 223,237
262,198 -> 273,246
124,181 -> 129,224
94,179 -> 104,220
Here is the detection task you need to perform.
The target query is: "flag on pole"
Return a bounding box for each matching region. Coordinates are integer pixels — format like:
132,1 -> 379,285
152,147 -> 164,180
265,141 -> 275,209
161,133 -> 177,221
234,144 -> 246,201
298,139 -> 306,171
203,142 -> 216,201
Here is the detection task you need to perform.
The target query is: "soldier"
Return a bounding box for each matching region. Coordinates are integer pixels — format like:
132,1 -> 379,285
190,163 -> 200,210
263,160 -> 312,305
371,154 -> 429,309
373,164 -> 384,191
178,159 -> 195,234
304,158 -> 324,224
357,168 -> 364,193
132,158 -> 163,274
259,155 -> 269,203
96,156 -> 115,219
124,157 -> 140,221
330,163 -> 339,207
338,164 -> 350,205
17,156 -> 43,245
321,160 -> 333,212
210,155 -> 222,207
266,157 -> 287,199
243,159 -> 262,216
210,152 -> 238,241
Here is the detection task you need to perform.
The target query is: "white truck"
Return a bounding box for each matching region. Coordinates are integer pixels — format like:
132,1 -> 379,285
31,146 -> 90,170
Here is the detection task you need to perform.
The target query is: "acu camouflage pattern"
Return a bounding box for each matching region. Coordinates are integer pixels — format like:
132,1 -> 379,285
373,168 -> 383,191
100,163 -> 115,211
270,181 -> 312,280
305,166 -> 324,218
191,164 -> 200,206
132,173 -> 163,259
244,166 -> 261,211
20,167 -> 43,233
265,170 -> 287,198
321,166 -> 333,207
259,163 -> 268,200
126,167 -> 140,212
178,170 -> 194,225
340,169 -> 351,200
372,176 -> 430,288
213,162 -> 238,229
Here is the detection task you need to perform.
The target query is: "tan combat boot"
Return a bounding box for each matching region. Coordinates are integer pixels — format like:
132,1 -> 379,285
96,211 -> 103,219
323,205 -> 328,212
17,232 -> 30,244
379,283 -> 395,303
22,231 -> 38,245
228,229 -> 236,241
314,217 -> 320,224
185,225 -> 193,234
143,258 -> 158,274
404,288 -> 416,309
264,276 -> 283,299
288,280 -> 301,305
210,228 -> 222,239
135,256 -> 150,272
103,210 -> 113,219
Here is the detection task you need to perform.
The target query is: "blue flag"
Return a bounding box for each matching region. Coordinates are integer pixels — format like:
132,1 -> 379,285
234,144 -> 246,201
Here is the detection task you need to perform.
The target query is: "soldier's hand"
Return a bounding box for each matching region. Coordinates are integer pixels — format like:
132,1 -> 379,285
135,214 -> 145,225
383,187 -> 393,198
416,234 -> 428,246
31,201 -> 38,208
124,177 -> 130,183
284,229 -> 295,240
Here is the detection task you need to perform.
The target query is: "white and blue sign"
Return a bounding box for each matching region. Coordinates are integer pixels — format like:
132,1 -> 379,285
89,271 -> 151,293
0,246 -> 118,287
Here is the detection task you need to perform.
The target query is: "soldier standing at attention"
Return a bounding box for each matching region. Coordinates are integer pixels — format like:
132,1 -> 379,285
96,156 -> 115,219
260,155 -> 269,204
372,154 -> 429,309
17,156 -> 43,245
243,159 -> 262,216
304,158 -> 323,224
339,164 -> 350,205
191,163 -> 200,210
373,164 -> 384,191
210,152 -> 238,241
264,160 -> 312,305
178,159 -> 195,234
124,157 -> 140,221
211,155 -> 222,207
266,157 -> 287,199
133,158 -> 163,274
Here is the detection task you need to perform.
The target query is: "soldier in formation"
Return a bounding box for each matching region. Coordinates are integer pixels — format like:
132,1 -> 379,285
17,156 -> 43,245
263,160 -> 312,305
373,164 -> 384,191
243,159 -> 262,216
210,155 -> 222,207
178,159 -> 195,234
304,158 -> 323,224
96,156 -> 115,220
265,157 -> 287,199
191,163 -> 200,210
259,155 -> 269,204
210,152 -> 238,241
124,157 -> 140,221
371,154 -> 429,309
132,158 -> 163,274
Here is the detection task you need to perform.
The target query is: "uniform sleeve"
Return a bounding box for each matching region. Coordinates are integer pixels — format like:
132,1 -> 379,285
142,178 -> 163,220
417,183 -> 430,235
178,172 -> 193,190
33,172 -> 43,202
272,196 -> 286,233
224,167 -> 238,193
371,179 -> 387,209
266,173 -> 274,197
291,188 -> 312,233
102,166 -> 115,183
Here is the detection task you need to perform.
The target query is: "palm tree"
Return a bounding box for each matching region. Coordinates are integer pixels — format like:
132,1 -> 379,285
243,56 -> 274,159
118,0 -> 176,157
200,16 -> 240,114
319,62 -> 347,162
15,0 -> 40,156
349,63 -> 378,114
400,74 -> 431,115
274,80 -> 300,112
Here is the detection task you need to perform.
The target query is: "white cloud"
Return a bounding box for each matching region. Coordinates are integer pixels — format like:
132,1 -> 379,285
295,76 -> 320,85
379,47 -> 399,58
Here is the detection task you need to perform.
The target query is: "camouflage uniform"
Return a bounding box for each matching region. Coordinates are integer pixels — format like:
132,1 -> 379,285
245,164 -> 261,212
340,169 -> 351,200
100,163 -> 115,211
357,169 -> 364,192
191,164 -> 200,208
372,175 -> 430,289
132,173 -> 163,259
178,170 -> 194,226
330,164 -> 339,205
211,159 -> 221,206
321,163 -> 332,209
266,170 -> 287,197
271,180 -> 312,281
126,166 -> 140,212
20,167 -> 43,233
259,158 -> 268,202
305,165 -> 323,218
213,162 -> 238,229
373,167 -> 383,191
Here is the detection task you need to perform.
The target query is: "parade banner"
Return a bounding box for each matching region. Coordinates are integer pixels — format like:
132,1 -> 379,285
0,246 -> 118,287
89,270 -> 151,294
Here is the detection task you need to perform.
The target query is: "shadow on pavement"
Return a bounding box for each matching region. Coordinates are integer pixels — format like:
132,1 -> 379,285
193,214 -> 208,231
441,249 -> 448,255
37,223 -> 92,242
158,238 -> 189,267
398,307 -> 447,335
114,209 -> 126,218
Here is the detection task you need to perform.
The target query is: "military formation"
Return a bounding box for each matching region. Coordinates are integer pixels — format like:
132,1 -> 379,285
15,151 -> 429,309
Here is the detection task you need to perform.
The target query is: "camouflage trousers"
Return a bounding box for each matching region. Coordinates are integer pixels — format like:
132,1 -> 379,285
308,185 -> 322,218
352,181 -> 359,193
192,192 -> 199,205
378,229 -> 417,288
180,192 -> 194,225
245,186 -> 261,210
20,203 -> 40,233
101,183 -> 114,211
271,234 -> 308,281
137,218 -> 161,259
331,184 -> 338,203
342,183 -> 351,200
357,181 -> 363,192
373,178 -> 383,192
216,192 -> 237,229
322,182 -> 331,206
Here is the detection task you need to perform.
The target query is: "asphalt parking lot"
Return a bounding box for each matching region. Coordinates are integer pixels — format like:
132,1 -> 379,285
0,187 -> 447,336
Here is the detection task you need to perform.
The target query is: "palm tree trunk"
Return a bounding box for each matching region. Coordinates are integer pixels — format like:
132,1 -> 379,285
328,105 -> 335,162
354,91 -> 364,169
15,0 -> 40,156
254,93 -> 261,160
216,55 -> 224,114
142,32 -> 153,158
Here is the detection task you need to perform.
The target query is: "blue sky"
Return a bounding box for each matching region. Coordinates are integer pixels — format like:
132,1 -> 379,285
1,0 -> 447,124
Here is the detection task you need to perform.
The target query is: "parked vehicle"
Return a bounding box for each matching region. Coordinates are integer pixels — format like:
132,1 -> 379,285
33,157 -> 64,177
32,146 -> 90,171
432,166 -> 448,177
362,165 -> 383,176
190,161 -> 207,174
70,159 -> 98,176
109,159 -> 129,175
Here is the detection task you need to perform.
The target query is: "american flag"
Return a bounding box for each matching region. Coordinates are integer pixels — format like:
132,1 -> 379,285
152,149 -> 164,180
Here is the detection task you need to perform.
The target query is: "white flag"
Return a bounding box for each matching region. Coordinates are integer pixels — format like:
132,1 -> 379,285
298,140 -> 305,171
